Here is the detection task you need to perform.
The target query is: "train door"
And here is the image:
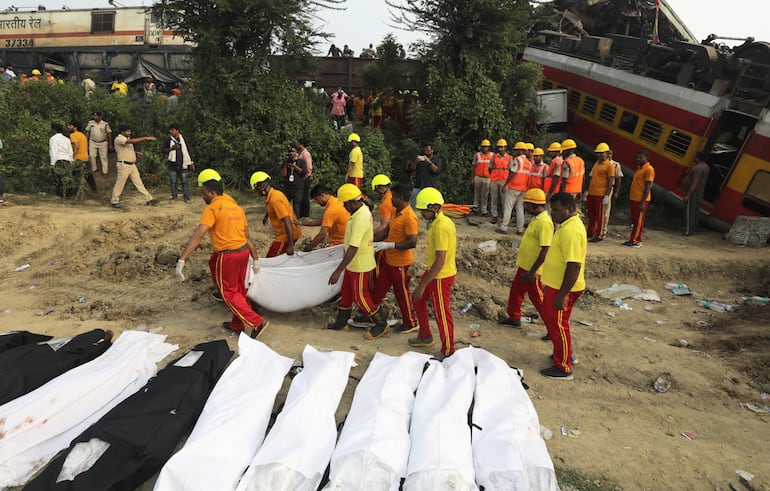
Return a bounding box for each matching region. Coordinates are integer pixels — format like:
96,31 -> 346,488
144,10 -> 162,46
701,110 -> 757,203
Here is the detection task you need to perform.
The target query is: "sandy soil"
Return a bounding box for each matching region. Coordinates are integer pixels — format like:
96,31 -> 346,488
0,183 -> 768,491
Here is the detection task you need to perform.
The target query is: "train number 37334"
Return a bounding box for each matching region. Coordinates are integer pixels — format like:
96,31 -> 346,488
4,39 -> 35,48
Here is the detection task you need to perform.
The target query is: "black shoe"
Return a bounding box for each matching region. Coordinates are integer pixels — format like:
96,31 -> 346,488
588,236 -> 603,243
348,315 -> 375,329
222,321 -> 243,333
250,320 -> 270,339
146,199 -> 159,206
171,196 -> 177,201
541,333 -> 551,341
394,322 -> 418,334
408,335 -> 435,348
327,309 -> 351,330
211,290 -> 223,302
184,198 -> 191,203
111,203 -> 121,208
498,318 -> 522,328
364,322 -> 390,340
540,365 -> 573,380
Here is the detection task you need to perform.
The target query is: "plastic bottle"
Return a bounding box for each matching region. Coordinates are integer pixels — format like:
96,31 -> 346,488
696,300 -> 728,313
460,303 -> 473,315
740,296 -> 769,305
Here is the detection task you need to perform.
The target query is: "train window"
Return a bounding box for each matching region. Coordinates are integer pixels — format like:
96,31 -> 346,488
745,170 -> 770,205
664,130 -> 692,158
618,111 -> 639,134
568,90 -> 581,109
541,80 -> 553,90
599,103 -> 617,125
91,11 -> 115,34
582,96 -> 598,117
640,120 -> 663,145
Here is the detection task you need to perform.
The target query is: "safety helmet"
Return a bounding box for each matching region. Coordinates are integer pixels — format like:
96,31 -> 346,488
525,143 -> 535,151
547,142 -> 562,152
495,139 -> 507,147
197,168 -> 221,187
561,138 -> 577,150
533,147 -> 545,156
371,174 -> 391,190
594,142 -> 611,153
480,139 -> 491,147
522,188 -> 547,205
249,171 -> 271,189
347,133 -> 361,143
415,187 -> 444,210
513,141 -> 527,150
337,183 -> 362,202
31,69 -> 41,75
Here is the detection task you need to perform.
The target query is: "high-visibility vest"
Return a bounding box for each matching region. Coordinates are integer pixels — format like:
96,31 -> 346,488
543,156 -> 563,193
489,153 -> 511,182
506,155 -> 532,191
563,155 -> 585,194
473,151 -> 492,178
528,162 -> 548,190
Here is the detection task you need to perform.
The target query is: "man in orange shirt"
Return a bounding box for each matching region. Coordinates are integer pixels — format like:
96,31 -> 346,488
585,143 -> 616,242
500,141 -> 531,234
544,142 -> 563,201
176,169 -> 269,338
624,150 -> 655,248
559,139 -> 585,204
250,171 -> 301,257
528,147 -> 547,191
371,174 -> 395,236
67,120 -> 97,192
488,139 -> 511,224
301,184 -> 350,250
471,139 -> 493,215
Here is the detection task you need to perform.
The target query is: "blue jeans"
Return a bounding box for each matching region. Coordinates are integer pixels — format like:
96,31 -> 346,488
168,164 -> 189,200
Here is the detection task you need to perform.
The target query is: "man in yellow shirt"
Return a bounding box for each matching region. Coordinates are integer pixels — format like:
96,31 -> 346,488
586,142 -> 616,241
499,189 -> 553,327
176,169 -> 269,338
345,133 -> 364,188
250,171 -> 301,257
540,192 -> 587,380
409,187 -> 457,359
301,184 -> 350,250
327,184 -> 389,339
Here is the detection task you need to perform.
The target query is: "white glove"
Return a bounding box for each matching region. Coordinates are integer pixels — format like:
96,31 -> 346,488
373,242 -> 395,252
175,259 -> 186,281
602,195 -> 610,205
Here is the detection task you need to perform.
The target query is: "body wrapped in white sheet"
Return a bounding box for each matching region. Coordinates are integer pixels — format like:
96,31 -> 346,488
324,351 -> 430,491
236,345 -> 354,491
0,331 -> 177,488
246,245 -> 344,313
154,334 -> 293,491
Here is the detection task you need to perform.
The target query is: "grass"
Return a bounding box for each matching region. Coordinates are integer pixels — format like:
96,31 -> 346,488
556,465 -> 622,491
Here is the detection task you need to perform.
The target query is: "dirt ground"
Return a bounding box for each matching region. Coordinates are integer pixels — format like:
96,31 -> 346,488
1,182 -> 769,491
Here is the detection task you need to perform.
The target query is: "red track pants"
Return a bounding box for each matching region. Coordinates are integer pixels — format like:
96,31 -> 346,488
586,194 -> 607,238
415,274 -> 455,356
542,286 -> 582,373
506,267 -> 545,322
209,247 -> 264,331
629,200 -> 650,244
372,262 -> 417,327
339,269 -> 378,317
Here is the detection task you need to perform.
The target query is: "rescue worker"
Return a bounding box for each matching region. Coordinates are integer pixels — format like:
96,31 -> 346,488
499,141 -> 531,234
585,142 -> 615,242
471,139 -> 493,215
345,133 -> 364,188
545,142 -> 564,201
488,139 -> 511,224
559,138 -> 585,205
624,150 -> 655,248
528,147 -> 548,191
371,174 -> 395,236
250,171 -> 301,257
301,184 -> 350,250
176,169 -> 269,338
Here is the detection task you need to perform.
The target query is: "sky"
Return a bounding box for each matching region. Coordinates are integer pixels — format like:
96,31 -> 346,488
41,0 -> 768,52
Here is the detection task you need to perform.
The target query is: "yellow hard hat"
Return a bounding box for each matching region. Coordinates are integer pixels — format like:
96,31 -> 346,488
523,188 -> 547,205
249,171 -> 271,189
371,174 -> 391,190
415,187 -> 444,210
337,183 -> 362,202
547,142 -> 562,152
513,141 -> 527,150
495,139 -> 507,147
347,133 -> 361,143
594,142 -> 611,153
31,69 -> 41,75
197,169 -> 221,187
480,139 -> 491,147
533,147 -> 544,156
561,138 -> 577,150
525,143 -> 535,151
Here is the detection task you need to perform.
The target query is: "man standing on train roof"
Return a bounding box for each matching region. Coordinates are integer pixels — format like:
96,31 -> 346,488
471,139 -> 493,215
624,150 -> 655,247
250,171 -> 301,257
585,142 -> 616,242
559,138 -> 585,204
176,169 -> 269,338
545,142 -> 564,201
300,184 -> 350,251
327,183 -> 390,340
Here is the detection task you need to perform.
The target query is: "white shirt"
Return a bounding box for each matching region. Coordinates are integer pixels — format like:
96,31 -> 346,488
49,133 -> 73,166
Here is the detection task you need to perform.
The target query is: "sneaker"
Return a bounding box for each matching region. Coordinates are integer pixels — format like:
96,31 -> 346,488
498,318 -> 522,328
394,323 -> 419,334
211,290 -> 223,302
540,365 -> 573,380
146,199 -> 159,206
364,323 -> 390,340
111,203 -> 121,208
250,320 -> 270,339
222,321 -> 243,333
588,236 -> 603,243
622,241 -> 641,248
408,335 -> 435,348
541,333 -> 551,341
348,315 -> 375,329
496,228 -> 508,234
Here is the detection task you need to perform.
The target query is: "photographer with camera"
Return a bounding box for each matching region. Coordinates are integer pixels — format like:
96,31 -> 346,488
281,144 -> 307,220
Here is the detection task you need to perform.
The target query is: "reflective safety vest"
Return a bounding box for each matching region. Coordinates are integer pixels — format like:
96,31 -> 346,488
489,153 -> 511,182
528,162 -> 548,190
473,151 -> 492,178
544,156 -> 563,193
563,155 -> 585,194
506,155 -> 532,191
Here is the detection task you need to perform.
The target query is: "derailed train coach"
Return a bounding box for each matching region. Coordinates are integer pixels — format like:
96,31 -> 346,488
0,6 -> 192,82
